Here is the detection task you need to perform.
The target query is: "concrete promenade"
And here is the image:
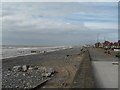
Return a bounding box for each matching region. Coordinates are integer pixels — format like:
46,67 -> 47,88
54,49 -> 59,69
88,48 -> 118,88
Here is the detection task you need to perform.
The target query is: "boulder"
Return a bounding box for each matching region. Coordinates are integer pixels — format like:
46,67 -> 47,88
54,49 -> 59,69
28,66 -> 39,70
41,72 -> 51,77
22,65 -> 29,72
38,67 -> 47,72
46,68 -> 55,74
41,68 -> 55,77
12,66 -> 22,72
28,67 -> 33,70
33,66 -> 39,70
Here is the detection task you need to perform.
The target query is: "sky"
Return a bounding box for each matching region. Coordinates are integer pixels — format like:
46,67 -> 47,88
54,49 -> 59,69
1,2 -> 118,46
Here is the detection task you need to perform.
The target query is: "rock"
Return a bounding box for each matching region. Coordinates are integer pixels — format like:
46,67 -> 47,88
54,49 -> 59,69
22,65 -> 28,72
46,68 -> 55,74
6,73 -> 10,76
41,72 -> 51,77
33,66 -> 39,70
28,66 -> 38,70
23,73 -> 26,76
12,66 -> 22,72
38,67 -> 47,72
41,68 -> 56,77
45,73 -> 51,77
31,76 -> 33,78
51,74 -> 54,77
18,79 -> 21,81
24,87 -> 27,89
15,86 -> 19,88
28,67 -> 33,70
26,82 -> 30,86
42,67 -> 47,71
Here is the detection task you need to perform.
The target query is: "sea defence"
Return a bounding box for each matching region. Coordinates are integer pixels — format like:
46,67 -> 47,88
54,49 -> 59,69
71,49 -> 95,88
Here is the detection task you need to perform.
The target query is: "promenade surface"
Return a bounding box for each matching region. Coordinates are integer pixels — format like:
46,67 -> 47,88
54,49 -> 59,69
88,48 -> 118,88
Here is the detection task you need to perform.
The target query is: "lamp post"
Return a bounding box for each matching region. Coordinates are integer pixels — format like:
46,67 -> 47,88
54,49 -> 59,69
97,33 -> 100,43
96,33 -> 100,48
104,36 -> 106,42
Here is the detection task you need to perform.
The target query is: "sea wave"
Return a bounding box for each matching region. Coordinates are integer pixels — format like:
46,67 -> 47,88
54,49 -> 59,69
2,46 -> 72,59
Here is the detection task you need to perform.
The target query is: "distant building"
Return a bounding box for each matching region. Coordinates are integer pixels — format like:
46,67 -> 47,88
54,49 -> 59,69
118,40 -> 120,46
113,42 -> 119,48
110,42 -> 114,49
103,41 -> 111,49
99,43 -> 103,48
114,41 -> 120,51
94,40 -> 120,50
95,42 -> 100,48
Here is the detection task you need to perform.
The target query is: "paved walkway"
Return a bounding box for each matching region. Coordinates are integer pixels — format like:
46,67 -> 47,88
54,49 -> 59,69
88,48 -> 118,88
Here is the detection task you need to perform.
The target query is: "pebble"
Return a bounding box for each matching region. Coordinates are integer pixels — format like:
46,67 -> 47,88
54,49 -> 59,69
23,73 -> 26,76
3,65 -> 56,89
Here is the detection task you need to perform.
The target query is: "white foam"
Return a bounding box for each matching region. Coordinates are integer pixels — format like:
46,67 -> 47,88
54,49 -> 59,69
2,46 -> 70,59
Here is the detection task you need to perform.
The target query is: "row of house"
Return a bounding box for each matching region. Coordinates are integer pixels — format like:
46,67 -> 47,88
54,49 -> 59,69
95,40 -> 120,50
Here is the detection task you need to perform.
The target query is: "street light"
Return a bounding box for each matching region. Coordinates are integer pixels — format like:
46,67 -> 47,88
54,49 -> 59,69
97,33 -> 100,43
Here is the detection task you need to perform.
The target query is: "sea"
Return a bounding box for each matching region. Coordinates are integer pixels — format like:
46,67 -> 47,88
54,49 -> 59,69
2,45 -> 72,59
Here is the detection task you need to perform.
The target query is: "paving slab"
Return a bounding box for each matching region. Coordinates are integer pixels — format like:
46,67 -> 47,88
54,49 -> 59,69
88,48 -> 118,88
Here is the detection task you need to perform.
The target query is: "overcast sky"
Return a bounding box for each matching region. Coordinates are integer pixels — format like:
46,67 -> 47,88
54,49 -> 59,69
2,2 -> 118,46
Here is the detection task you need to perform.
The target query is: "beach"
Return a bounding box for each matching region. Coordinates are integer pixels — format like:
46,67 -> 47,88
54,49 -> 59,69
2,46 -> 84,88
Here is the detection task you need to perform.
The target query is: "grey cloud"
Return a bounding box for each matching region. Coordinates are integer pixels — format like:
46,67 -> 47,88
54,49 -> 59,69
2,2 -> 118,46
